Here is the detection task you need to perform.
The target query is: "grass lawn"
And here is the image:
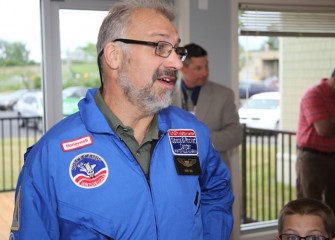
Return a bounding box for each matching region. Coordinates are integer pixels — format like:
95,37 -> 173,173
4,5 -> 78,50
0,137 -> 39,191
242,138 -> 297,222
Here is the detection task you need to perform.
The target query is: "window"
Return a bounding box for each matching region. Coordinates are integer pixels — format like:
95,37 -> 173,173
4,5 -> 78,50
0,0 -> 42,113
238,2 -> 335,235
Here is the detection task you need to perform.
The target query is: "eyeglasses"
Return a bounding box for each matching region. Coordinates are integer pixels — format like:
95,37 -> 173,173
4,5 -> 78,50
280,234 -> 330,240
113,38 -> 188,62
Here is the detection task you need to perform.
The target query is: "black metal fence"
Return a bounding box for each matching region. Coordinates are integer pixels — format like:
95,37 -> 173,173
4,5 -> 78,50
0,116 -> 42,192
240,126 -> 297,223
0,117 -> 297,224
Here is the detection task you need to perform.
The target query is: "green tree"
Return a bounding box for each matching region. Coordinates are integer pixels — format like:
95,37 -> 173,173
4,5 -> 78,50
0,40 -> 30,66
267,37 -> 279,50
80,43 -> 96,62
262,37 -> 279,51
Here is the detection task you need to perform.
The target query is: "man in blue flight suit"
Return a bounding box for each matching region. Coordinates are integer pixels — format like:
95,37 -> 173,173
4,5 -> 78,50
10,0 -> 234,239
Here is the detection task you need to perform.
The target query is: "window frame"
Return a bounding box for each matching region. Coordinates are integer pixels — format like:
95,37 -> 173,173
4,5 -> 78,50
235,0 -> 335,238
40,0 -> 116,130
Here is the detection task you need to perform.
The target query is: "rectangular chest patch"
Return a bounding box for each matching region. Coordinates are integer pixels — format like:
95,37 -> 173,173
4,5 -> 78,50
174,156 -> 201,175
168,129 -> 198,156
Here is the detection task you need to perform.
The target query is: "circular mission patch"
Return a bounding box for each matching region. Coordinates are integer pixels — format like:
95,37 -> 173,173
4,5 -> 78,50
69,152 -> 108,189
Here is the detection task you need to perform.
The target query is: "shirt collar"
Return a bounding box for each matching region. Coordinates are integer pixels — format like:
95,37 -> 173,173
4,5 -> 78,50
94,89 -> 159,140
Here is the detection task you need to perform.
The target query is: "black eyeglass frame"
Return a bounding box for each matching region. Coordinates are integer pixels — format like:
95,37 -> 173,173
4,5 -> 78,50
112,38 -> 188,62
279,234 -> 330,240
97,38 -> 187,86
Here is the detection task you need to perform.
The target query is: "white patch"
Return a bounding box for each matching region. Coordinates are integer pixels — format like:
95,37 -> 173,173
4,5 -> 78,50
61,135 -> 93,152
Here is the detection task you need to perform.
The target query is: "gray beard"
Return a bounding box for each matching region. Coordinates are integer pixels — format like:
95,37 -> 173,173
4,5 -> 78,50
118,67 -> 174,116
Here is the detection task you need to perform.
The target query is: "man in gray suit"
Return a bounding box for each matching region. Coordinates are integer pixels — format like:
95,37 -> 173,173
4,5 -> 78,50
172,43 -> 242,169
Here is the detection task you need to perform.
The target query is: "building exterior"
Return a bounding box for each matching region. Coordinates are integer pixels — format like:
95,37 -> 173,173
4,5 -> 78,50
281,38 -> 335,131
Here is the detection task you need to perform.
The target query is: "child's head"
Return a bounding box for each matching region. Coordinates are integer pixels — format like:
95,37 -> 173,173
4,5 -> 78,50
276,198 -> 335,240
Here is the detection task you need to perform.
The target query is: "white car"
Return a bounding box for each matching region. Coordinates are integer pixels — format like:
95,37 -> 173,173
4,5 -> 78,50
239,92 -> 280,130
13,91 -> 43,118
0,89 -> 29,111
13,91 -> 43,130
13,87 -> 89,118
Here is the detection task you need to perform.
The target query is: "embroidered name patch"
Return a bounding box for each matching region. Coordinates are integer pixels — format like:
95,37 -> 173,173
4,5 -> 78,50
61,135 -> 93,152
69,153 -> 108,189
168,129 -> 198,155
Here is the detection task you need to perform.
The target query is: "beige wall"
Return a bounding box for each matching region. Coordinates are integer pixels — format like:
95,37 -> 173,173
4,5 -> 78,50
281,38 -> 335,131
240,50 -> 279,82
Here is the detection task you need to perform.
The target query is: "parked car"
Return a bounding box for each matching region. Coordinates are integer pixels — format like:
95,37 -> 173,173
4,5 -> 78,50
239,80 -> 277,99
62,86 -> 88,116
13,91 -> 43,130
62,86 -> 89,99
239,91 -> 280,130
0,89 -> 29,110
13,87 -> 89,124
263,76 -> 279,90
13,91 -> 43,117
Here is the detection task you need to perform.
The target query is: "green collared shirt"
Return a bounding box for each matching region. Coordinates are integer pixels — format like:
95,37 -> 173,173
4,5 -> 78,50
94,90 -> 159,175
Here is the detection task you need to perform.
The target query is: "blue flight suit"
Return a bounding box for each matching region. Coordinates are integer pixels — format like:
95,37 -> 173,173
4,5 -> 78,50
10,88 -> 234,239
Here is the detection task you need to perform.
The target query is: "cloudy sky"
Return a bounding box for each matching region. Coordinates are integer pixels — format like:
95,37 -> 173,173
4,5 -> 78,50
0,0 -> 266,62
0,0 -> 106,61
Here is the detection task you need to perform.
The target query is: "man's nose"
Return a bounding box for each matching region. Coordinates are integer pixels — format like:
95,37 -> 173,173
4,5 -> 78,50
165,50 -> 183,70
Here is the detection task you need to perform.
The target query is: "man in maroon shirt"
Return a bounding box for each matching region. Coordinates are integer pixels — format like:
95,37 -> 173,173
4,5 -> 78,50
296,68 -> 335,212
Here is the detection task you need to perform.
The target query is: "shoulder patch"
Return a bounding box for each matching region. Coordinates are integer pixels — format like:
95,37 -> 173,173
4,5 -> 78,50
69,152 -> 108,189
61,135 -> 93,152
11,186 -> 21,231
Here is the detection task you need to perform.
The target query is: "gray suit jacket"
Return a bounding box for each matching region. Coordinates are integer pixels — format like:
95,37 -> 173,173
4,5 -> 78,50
172,80 -> 243,168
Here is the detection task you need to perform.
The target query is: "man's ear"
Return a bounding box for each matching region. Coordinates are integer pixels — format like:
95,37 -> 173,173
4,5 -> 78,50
103,42 -> 120,70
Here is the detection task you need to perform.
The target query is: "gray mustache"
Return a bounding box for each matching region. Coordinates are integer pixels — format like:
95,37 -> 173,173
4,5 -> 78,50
153,70 -> 178,80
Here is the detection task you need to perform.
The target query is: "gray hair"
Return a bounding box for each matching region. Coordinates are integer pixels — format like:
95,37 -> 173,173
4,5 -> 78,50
96,0 -> 175,57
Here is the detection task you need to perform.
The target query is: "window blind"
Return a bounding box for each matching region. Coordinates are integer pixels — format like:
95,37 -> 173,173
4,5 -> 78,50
239,3 -> 335,37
